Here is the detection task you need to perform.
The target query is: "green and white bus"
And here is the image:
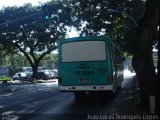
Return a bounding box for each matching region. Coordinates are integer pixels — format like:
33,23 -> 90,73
58,36 -> 124,98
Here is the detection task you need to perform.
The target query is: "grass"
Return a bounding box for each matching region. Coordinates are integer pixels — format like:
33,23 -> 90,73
0,76 -> 11,81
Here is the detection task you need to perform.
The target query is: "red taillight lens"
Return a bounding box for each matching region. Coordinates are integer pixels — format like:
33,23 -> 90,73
108,76 -> 113,81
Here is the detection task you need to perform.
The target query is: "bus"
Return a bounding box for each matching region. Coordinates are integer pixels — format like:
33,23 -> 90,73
58,36 -> 124,99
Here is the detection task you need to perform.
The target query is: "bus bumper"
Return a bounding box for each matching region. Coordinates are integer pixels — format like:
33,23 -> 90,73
59,85 -> 113,91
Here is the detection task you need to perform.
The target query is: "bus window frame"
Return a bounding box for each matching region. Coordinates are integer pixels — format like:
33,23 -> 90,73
60,40 -> 107,63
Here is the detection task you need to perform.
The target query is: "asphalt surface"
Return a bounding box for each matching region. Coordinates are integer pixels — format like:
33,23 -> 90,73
0,75 -> 144,120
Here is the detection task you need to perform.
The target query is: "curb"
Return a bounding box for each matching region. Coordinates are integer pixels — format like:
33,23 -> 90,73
0,79 -> 57,85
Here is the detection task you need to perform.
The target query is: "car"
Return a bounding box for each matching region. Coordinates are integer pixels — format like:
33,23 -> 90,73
35,71 -> 50,80
43,70 -> 53,79
48,70 -> 54,79
19,74 -> 33,83
51,70 -> 58,79
12,72 -> 27,80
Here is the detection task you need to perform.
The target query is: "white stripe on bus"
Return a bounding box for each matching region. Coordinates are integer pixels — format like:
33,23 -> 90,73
59,85 -> 113,91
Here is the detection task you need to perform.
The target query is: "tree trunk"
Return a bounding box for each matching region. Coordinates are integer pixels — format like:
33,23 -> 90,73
156,31 -> 160,114
31,63 -> 39,81
132,0 -> 159,112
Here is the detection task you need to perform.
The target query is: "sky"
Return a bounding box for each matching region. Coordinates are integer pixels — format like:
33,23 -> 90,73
0,0 -> 50,9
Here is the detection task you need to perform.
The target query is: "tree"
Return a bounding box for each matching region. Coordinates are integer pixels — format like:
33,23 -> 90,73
132,0 -> 160,113
0,44 -> 7,67
64,0 -> 144,53
157,26 -> 160,113
0,1 -> 72,79
39,53 -> 58,69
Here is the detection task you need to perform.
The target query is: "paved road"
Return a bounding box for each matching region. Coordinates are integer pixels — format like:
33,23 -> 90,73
0,75 -> 139,120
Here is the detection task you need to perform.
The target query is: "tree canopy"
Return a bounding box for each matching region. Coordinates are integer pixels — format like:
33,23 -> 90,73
0,1 -> 72,78
0,0 -> 145,70
64,0 -> 145,54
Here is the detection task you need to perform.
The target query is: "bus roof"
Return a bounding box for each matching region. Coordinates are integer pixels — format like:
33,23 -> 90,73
59,36 -> 111,43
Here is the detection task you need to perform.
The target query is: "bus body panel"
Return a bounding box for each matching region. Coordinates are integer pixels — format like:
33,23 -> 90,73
58,61 -> 112,86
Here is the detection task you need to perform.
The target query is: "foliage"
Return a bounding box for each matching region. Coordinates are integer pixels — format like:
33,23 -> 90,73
0,44 -> 14,67
63,0 -> 145,54
39,53 -> 58,69
0,52 -> 58,70
0,76 -> 11,81
0,1 -> 71,78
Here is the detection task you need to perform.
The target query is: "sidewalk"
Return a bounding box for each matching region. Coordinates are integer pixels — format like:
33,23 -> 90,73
0,79 -> 57,84
0,79 -> 58,93
118,76 -> 148,114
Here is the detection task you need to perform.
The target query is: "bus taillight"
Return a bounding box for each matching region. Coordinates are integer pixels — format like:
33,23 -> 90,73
108,76 -> 113,81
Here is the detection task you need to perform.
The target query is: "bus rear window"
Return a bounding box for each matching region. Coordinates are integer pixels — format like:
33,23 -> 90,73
61,41 -> 106,62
